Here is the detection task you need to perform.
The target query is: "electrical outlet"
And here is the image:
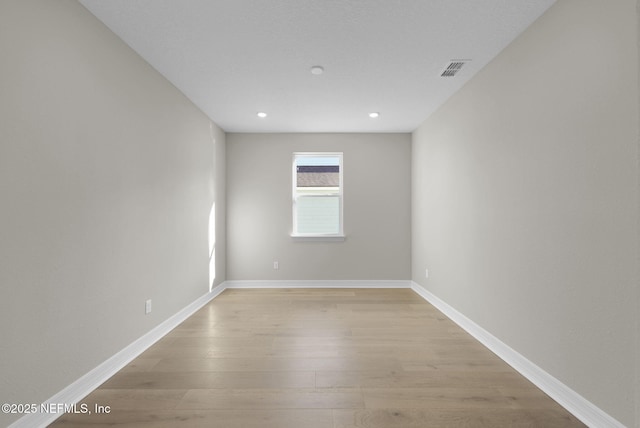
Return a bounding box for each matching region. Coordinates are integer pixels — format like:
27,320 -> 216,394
273,261 -> 279,270
145,299 -> 152,314
425,269 -> 429,278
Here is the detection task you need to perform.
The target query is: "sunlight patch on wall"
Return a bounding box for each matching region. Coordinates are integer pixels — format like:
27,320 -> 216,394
208,202 -> 216,291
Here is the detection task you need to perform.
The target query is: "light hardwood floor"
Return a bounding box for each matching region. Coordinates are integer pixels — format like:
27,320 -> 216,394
51,288 -> 585,427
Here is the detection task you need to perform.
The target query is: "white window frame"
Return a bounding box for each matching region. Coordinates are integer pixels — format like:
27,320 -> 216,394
292,152 -> 344,240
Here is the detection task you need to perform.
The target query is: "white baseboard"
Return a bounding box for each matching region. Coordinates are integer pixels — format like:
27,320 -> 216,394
14,280 -> 620,428
410,281 -> 625,428
11,279 -> 408,427
225,279 -> 412,289
9,282 -> 227,428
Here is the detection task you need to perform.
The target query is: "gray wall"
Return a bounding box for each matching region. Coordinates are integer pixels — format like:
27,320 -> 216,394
637,5 -> 640,424
0,1 -> 226,426
227,133 -> 411,281
412,0 -> 638,426
2,0 -> 637,426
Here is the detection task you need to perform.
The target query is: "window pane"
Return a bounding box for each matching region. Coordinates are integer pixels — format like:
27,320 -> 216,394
296,195 -> 340,234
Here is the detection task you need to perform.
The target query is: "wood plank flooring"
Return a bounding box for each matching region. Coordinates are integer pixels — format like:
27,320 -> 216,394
50,288 -> 585,427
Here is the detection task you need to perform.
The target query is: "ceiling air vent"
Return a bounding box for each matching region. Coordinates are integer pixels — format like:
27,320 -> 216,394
440,60 -> 470,77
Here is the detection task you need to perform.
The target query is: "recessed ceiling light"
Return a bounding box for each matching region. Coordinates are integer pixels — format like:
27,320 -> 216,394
369,112 -> 380,118
257,112 -> 267,118
310,66 -> 324,75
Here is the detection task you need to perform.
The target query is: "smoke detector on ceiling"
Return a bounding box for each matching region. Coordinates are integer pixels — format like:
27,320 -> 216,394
440,60 -> 470,77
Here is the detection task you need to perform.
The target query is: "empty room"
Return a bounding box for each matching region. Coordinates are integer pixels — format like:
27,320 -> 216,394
1,0 -> 638,427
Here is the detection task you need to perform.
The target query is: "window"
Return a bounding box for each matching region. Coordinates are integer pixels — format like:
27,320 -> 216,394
292,152 -> 343,238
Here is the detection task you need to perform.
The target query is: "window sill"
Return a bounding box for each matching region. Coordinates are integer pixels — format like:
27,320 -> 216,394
291,234 -> 346,242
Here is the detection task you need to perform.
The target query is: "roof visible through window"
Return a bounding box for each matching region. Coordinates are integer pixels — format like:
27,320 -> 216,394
297,165 -> 340,187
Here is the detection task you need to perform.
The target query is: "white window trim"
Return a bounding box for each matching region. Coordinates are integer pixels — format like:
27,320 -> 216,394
291,152 -> 344,239
291,235 -> 346,242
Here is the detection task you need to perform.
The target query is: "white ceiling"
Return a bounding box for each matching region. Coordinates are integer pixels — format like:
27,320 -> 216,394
79,0 -> 556,133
